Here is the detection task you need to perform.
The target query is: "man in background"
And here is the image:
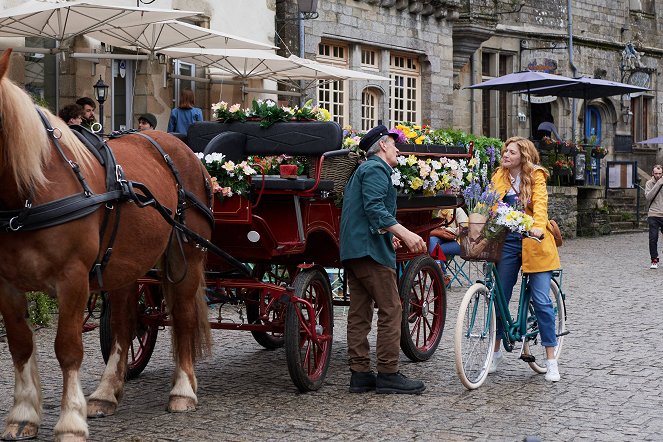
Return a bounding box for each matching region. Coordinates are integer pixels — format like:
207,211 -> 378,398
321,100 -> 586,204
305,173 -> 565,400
76,97 -> 97,129
137,113 -> 157,131
645,164 -> 663,269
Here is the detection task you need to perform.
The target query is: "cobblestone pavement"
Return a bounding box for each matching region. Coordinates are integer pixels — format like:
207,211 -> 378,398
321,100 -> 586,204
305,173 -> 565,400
1,232 -> 662,441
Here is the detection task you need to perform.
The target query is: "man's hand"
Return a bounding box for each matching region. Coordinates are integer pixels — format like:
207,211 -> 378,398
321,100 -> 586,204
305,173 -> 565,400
392,236 -> 402,250
385,223 -> 427,254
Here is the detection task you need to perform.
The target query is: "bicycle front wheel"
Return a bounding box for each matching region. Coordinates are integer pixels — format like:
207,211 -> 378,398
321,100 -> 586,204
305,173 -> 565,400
524,279 -> 566,374
454,283 -> 495,390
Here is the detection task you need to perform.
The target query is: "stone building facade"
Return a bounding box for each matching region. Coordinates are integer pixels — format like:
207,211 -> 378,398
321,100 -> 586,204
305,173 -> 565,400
276,0 -> 662,175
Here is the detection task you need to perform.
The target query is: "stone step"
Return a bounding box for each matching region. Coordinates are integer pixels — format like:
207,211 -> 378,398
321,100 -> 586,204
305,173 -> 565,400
610,227 -> 648,234
609,221 -> 639,230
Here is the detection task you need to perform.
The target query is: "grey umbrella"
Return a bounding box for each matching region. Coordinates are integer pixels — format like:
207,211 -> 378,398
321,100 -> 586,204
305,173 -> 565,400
468,71 -> 577,137
637,136 -> 663,144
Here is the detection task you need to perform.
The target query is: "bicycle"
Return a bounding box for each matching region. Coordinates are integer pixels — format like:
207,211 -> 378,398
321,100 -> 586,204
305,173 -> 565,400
453,234 -> 568,390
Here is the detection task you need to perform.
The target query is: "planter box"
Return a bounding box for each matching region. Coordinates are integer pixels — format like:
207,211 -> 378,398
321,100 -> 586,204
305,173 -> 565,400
395,143 -> 466,155
537,139 -> 557,151
553,167 -> 573,176
396,193 -> 461,210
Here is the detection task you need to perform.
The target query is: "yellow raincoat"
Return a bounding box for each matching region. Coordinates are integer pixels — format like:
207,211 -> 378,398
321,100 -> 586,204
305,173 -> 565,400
491,167 -> 560,273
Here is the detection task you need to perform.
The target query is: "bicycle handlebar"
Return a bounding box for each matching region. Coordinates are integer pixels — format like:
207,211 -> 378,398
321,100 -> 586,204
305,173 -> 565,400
523,231 -> 544,242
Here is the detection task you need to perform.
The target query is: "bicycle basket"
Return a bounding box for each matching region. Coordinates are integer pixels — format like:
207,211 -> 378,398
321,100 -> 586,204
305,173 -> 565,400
458,223 -> 507,262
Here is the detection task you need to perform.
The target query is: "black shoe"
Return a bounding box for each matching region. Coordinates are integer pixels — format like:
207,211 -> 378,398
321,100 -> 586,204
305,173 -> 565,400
349,370 -> 377,393
376,371 -> 426,395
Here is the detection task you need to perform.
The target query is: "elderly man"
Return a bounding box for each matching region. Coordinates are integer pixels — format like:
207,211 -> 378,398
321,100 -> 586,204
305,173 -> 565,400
340,124 -> 427,395
646,164 -> 663,269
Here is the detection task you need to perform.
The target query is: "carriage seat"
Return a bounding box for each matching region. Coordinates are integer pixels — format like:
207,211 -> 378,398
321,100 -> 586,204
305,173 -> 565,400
190,121 -> 342,192
251,175 -> 334,191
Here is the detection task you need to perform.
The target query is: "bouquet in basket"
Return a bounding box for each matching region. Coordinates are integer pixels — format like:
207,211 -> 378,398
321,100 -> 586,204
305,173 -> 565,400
461,183 -> 534,259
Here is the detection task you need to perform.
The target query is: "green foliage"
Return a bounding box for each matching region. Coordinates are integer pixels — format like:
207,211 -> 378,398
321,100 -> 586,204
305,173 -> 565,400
247,99 -> 292,128
29,93 -> 49,108
27,291 -> 58,327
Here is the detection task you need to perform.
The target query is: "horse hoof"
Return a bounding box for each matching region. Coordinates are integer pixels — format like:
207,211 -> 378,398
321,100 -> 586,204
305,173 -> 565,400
54,433 -> 86,442
167,395 -> 196,413
86,399 -> 116,418
2,421 -> 39,440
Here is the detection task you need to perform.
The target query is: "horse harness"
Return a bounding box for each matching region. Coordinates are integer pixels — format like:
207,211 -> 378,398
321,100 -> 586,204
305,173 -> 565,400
0,108 -> 251,287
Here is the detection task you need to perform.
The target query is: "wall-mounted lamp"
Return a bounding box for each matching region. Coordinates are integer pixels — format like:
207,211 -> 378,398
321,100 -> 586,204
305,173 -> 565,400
622,109 -> 633,124
157,53 -> 167,65
298,0 -> 319,19
517,112 -> 527,122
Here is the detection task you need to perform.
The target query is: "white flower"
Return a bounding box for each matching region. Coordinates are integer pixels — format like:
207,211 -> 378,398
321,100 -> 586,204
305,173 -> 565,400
195,152 -> 204,159
229,103 -> 241,112
391,170 -> 402,186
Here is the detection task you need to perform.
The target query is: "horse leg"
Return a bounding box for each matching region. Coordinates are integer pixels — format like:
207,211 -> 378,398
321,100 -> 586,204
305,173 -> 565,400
87,287 -> 136,418
52,276 -> 90,442
162,261 -> 211,413
0,284 -> 41,440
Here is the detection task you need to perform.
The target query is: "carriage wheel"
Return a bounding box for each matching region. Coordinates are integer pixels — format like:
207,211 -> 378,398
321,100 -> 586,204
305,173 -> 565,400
284,269 -> 333,392
399,255 -> 447,362
247,264 -> 298,349
99,284 -> 161,380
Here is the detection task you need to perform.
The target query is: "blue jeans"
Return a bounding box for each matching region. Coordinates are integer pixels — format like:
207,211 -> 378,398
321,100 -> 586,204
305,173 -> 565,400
495,233 -> 558,348
428,237 -> 461,275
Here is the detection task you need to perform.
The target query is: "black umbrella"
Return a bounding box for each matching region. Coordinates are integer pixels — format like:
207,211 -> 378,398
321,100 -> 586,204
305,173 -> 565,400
468,71 -> 577,137
523,77 -> 649,141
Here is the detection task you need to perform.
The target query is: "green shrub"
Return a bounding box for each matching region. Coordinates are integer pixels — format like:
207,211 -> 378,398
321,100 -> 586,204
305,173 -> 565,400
26,291 -> 58,327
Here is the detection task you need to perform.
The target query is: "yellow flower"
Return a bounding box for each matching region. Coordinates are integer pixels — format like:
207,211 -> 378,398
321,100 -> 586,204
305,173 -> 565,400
415,135 -> 425,144
406,131 -> 417,139
413,125 -> 421,130
406,155 -> 417,166
410,177 -> 423,190
466,172 -> 474,182
468,157 -> 477,167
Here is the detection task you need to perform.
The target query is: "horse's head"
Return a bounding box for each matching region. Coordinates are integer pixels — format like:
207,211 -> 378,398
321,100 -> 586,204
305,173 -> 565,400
0,48 -> 91,198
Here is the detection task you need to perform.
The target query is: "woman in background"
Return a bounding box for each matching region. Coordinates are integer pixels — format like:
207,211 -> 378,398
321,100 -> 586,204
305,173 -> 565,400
167,88 -> 203,134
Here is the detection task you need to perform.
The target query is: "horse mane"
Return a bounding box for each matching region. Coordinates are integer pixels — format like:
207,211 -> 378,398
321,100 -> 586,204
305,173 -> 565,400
0,75 -> 92,197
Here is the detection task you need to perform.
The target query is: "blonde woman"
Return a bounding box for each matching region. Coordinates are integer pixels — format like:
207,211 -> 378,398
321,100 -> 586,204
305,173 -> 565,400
490,136 -> 561,382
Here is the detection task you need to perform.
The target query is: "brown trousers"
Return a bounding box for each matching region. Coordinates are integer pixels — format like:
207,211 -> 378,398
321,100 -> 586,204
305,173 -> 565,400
345,257 -> 401,374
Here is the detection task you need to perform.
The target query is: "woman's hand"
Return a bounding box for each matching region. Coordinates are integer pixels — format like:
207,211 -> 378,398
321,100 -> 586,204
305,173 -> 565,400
529,227 -> 545,239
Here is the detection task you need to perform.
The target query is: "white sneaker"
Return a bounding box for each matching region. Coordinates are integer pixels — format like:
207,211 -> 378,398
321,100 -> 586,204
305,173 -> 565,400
545,359 -> 560,382
488,351 -> 503,374
651,260 -> 659,269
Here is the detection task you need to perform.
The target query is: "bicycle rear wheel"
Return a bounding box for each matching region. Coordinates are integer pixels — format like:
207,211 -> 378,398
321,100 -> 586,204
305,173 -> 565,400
523,279 -> 566,373
454,283 -> 495,390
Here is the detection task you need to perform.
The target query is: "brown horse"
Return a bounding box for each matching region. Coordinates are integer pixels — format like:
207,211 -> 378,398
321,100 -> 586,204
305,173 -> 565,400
0,49 -> 212,441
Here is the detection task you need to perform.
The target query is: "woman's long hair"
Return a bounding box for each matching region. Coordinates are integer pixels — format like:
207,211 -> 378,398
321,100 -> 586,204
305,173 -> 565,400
178,88 -> 195,109
499,136 -> 549,206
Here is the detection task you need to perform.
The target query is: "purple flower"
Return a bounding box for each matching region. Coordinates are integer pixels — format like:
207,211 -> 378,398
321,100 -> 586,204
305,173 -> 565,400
390,128 -> 407,144
486,146 -> 496,164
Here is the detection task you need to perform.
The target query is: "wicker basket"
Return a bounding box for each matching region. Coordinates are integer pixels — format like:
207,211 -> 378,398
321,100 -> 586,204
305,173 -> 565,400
458,223 -> 507,262
309,151 -> 360,194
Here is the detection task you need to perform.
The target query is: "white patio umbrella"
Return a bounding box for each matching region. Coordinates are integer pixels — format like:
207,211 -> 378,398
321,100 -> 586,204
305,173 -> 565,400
86,20 -> 275,54
0,0 -> 200,50
160,48 -> 389,84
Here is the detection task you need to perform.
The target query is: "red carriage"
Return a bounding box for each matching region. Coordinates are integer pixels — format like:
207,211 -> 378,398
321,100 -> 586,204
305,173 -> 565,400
94,120 -> 470,392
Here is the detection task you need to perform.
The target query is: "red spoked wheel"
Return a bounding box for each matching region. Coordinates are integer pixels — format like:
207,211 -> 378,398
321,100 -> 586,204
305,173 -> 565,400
99,284 -> 162,380
284,269 -> 333,392
399,255 -> 447,362
247,264 -> 298,349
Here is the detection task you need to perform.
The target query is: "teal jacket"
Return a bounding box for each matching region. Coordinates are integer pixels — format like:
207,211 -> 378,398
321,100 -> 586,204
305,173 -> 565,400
340,155 -> 398,268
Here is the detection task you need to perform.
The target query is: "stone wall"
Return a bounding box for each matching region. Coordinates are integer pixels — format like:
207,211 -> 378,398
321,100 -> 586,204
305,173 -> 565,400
547,185 -> 577,239
577,186 -> 611,236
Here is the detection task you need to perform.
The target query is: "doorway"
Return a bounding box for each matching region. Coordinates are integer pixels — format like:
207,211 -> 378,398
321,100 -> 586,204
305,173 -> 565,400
111,59 -> 135,131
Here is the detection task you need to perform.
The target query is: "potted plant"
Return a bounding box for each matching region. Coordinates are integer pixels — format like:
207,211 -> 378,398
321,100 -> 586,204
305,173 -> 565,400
211,101 -> 246,123
196,152 -> 257,200
552,158 -> 574,176
247,98 -> 294,128
560,140 -> 577,155
539,136 -> 559,151
591,145 -> 607,159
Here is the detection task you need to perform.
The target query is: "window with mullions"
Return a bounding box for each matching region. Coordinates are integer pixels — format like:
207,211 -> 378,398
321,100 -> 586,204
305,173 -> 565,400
480,51 -> 514,139
361,48 -> 378,71
317,41 -> 349,125
631,95 -> 652,142
361,89 -> 379,131
390,53 -> 420,124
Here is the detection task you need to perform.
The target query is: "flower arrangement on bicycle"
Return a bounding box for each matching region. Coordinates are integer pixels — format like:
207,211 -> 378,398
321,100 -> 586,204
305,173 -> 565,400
460,182 -> 534,259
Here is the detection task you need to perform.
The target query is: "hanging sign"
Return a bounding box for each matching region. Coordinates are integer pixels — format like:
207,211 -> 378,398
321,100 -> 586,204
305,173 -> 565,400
521,94 -> 557,103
